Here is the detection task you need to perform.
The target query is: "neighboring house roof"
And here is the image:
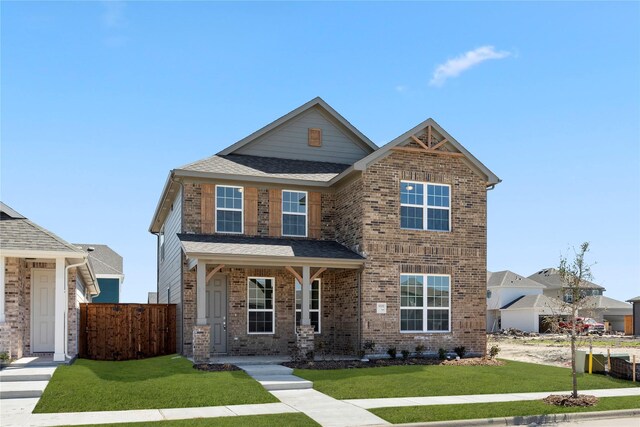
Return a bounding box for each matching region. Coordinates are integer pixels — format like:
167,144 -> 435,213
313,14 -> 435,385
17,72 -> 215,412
500,294 -> 567,311
74,244 -> 124,276
0,202 -> 85,255
627,296 -> 640,303
177,154 -> 350,183
580,295 -> 633,311
488,270 -> 545,288
218,97 -> 378,156
178,234 -> 365,268
528,268 -> 605,290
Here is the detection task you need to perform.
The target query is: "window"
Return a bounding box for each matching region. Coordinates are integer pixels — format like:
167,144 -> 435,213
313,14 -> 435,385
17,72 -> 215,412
400,274 -> 450,332
248,277 -> 274,334
400,181 -> 450,231
216,185 -> 243,233
282,190 -> 307,237
295,279 -> 321,333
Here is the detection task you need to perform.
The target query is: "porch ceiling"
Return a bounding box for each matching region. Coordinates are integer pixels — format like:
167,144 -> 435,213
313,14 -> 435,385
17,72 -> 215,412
179,233 -> 365,269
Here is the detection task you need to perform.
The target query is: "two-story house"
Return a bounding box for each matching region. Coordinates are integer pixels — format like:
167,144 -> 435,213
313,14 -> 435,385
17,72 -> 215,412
149,97 -> 500,362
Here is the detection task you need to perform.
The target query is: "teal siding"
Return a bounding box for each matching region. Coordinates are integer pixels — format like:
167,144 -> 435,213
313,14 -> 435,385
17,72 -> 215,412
93,278 -> 120,303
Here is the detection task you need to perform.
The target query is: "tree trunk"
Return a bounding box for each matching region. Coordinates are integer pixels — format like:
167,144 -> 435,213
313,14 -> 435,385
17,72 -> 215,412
571,306 -> 578,398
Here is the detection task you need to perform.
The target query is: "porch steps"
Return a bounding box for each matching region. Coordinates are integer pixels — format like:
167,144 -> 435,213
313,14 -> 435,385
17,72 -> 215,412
0,366 -> 56,399
238,364 -> 313,391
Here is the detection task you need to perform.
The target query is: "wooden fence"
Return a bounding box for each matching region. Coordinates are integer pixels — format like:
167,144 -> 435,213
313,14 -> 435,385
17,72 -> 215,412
79,303 -> 176,361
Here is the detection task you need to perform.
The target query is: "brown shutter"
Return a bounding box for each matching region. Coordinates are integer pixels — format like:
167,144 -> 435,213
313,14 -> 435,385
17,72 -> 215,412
268,189 -> 281,237
244,187 -> 258,236
308,192 -> 322,239
201,184 -> 215,234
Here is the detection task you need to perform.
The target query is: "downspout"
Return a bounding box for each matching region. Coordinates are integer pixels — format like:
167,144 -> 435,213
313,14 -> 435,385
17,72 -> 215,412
64,255 -> 90,359
357,267 -> 363,355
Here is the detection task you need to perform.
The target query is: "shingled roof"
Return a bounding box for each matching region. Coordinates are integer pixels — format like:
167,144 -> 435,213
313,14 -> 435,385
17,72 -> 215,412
178,234 -> 364,266
0,202 -> 85,254
178,154 -> 350,183
74,244 -> 124,276
487,270 -> 545,289
528,268 -> 605,291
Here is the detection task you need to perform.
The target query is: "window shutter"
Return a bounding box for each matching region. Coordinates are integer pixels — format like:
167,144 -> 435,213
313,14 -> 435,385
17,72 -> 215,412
244,187 -> 258,236
268,189 -> 281,237
201,184 -> 215,233
308,192 -> 322,239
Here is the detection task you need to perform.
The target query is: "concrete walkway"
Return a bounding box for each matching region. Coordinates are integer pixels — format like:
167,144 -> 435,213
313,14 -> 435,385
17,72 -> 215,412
344,387 -> 640,409
238,364 -> 312,391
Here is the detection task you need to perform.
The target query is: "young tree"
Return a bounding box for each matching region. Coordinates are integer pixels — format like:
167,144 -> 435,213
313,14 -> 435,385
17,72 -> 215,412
558,242 -> 594,399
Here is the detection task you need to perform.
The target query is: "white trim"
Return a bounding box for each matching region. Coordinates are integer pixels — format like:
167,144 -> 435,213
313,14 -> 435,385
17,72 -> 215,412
295,278 -> 321,334
95,274 -> 125,280
247,277 -> 275,335
281,189 -> 308,237
215,185 -> 244,234
399,273 -> 452,333
0,249 -> 84,259
400,180 -> 451,232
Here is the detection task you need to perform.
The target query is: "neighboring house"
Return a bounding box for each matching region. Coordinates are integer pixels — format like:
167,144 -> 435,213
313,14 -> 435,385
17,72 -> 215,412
499,294 -> 570,333
577,296 -> 632,332
149,97 -> 500,361
528,268 -> 605,302
148,292 -> 158,303
75,244 -> 124,303
627,296 -> 640,336
0,202 -> 99,361
486,270 -> 545,332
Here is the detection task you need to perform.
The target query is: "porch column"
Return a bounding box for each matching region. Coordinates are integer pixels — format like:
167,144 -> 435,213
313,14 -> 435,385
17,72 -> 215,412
196,260 -> 207,326
0,256 -> 5,323
301,265 -> 311,326
54,257 -> 66,362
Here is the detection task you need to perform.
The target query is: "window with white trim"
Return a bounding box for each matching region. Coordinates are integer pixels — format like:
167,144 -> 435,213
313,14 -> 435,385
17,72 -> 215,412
248,277 -> 274,333
295,279 -> 321,333
400,274 -> 450,332
282,190 -> 307,237
400,181 -> 450,231
216,185 -> 243,233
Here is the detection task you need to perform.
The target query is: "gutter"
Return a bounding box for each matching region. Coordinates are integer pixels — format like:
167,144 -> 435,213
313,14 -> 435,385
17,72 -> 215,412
64,256 -> 96,359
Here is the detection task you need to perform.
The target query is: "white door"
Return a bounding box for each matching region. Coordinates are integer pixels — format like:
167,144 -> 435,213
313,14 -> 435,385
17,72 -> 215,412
32,270 -> 56,352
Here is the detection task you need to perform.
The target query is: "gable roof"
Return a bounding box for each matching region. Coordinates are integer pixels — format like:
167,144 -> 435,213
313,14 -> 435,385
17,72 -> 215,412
177,154 -> 350,183
580,295 -> 633,310
528,268 -> 605,291
627,296 -> 640,303
488,270 -> 545,289
353,118 -> 501,186
218,97 -> 378,156
1,202 -> 86,255
74,244 -> 124,276
500,294 -> 567,311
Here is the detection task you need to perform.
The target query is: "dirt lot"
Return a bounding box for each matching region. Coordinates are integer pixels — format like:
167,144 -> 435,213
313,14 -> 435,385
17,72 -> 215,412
489,334 -> 640,368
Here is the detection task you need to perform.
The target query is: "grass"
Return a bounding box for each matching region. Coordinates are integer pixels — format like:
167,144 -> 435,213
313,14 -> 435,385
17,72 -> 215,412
371,395 -> 640,424
521,339 -> 640,348
35,355 -> 277,413
65,414 -> 318,427
294,360 -> 638,399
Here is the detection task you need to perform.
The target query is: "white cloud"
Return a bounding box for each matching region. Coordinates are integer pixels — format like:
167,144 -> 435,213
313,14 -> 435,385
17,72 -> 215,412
429,46 -> 511,87
102,1 -> 126,28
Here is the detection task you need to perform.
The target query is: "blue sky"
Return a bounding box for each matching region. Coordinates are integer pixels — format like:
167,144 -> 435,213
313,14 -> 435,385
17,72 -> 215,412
2,2 -> 638,303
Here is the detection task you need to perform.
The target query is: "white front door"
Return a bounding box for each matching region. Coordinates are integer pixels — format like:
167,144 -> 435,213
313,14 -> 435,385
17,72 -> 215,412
32,269 -> 56,352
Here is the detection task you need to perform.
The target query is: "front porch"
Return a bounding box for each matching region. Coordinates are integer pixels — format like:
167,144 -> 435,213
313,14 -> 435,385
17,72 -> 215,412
178,234 -> 365,362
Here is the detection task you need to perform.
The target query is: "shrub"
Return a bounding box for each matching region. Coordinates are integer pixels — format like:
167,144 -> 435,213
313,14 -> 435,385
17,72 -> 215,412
363,341 -> 376,352
489,345 -> 500,359
415,344 -> 425,358
387,347 -> 397,359
401,349 -> 410,360
454,346 -> 466,358
357,349 -> 366,359
438,348 -> 447,360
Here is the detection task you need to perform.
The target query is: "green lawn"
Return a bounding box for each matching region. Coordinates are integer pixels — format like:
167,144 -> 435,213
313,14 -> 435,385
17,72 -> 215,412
371,396 -> 640,424
35,355 -> 277,413
66,414 -> 318,427
294,360 -> 638,399
521,339 -> 640,348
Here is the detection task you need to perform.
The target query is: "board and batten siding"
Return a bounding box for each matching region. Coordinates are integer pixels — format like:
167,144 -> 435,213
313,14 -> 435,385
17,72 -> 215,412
158,187 -> 183,352
234,108 -> 370,164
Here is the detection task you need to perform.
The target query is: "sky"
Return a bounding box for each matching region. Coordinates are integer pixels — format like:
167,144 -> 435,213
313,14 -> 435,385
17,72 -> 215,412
1,2 -> 639,303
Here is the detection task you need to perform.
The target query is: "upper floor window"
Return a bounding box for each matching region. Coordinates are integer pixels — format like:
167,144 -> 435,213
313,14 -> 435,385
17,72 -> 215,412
295,279 -> 321,333
400,274 -> 451,332
216,185 -> 243,233
282,190 -> 307,237
400,181 -> 450,232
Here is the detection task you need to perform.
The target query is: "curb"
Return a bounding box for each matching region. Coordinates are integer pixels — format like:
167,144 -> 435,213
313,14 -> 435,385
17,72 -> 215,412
392,408 -> 640,426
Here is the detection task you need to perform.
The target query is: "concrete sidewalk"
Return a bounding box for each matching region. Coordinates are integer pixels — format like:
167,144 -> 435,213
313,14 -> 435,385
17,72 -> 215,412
344,387 -> 640,409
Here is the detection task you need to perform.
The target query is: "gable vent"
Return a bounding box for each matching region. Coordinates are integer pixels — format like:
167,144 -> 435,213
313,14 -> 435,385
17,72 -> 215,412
308,128 -> 322,147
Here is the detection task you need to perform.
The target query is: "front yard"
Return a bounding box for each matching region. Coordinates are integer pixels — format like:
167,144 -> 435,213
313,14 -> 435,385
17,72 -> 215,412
69,414 -> 318,427
294,359 -> 638,399
34,355 -> 277,413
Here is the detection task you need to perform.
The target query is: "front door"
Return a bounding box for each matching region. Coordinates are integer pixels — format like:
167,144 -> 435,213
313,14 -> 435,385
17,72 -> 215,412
32,269 -> 55,352
206,275 -> 227,354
